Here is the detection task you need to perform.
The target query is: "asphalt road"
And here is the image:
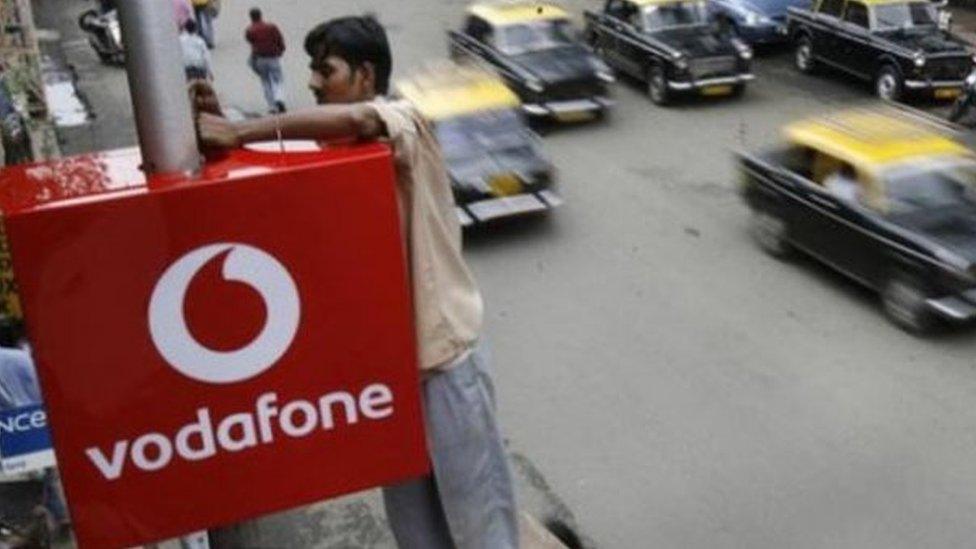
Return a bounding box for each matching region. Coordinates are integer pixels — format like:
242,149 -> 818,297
45,0 -> 976,547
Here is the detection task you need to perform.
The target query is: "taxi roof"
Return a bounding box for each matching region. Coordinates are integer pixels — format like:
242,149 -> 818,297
854,0 -> 923,6
784,110 -> 969,170
467,2 -> 570,25
396,64 -> 521,121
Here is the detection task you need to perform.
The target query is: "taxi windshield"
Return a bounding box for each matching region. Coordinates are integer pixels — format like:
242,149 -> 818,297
642,2 -> 709,30
873,2 -> 937,31
435,109 -> 534,161
498,20 -> 575,55
882,160 -> 976,214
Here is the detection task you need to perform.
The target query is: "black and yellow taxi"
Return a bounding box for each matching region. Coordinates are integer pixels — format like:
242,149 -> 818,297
397,65 -> 560,227
740,109 -> 976,332
788,0 -> 974,101
585,0 -> 754,104
448,2 -> 615,122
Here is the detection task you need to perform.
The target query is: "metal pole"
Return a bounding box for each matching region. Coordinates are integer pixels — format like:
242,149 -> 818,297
116,0 -> 200,177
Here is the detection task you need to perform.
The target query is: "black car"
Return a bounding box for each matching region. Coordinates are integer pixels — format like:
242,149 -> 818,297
788,0 -> 974,101
740,109 -> 976,332
398,65 -> 561,227
584,0 -> 754,105
448,2 -> 615,122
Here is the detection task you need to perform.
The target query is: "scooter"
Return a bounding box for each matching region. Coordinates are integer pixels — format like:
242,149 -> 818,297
948,69 -> 976,125
78,2 -> 124,66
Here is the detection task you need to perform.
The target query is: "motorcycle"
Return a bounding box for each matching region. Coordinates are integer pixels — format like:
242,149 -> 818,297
948,70 -> 976,125
78,2 -> 124,66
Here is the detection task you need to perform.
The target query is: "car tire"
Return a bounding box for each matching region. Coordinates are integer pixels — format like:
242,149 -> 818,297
648,64 -> 670,105
881,274 -> 935,334
875,65 -> 903,102
750,209 -> 791,258
795,35 -> 816,74
948,95 -> 970,123
731,83 -> 746,98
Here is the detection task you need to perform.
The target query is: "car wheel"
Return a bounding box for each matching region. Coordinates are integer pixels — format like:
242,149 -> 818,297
731,83 -> 746,98
750,209 -> 790,258
881,274 -> 934,334
648,65 -> 670,105
948,95 -> 970,123
795,35 -> 816,74
875,66 -> 903,102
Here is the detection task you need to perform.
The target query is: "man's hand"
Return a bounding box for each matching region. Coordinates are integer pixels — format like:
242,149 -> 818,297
198,112 -> 241,149
188,79 -> 222,116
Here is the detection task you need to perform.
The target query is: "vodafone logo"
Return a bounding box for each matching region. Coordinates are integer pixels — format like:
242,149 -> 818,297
148,243 -> 300,384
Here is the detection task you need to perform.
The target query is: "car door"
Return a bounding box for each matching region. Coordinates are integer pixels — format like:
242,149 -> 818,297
837,0 -> 873,79
811,0 -> 845,64
620,2 -> 651,78
600,0 -> 630,71
793,153 -> 878,282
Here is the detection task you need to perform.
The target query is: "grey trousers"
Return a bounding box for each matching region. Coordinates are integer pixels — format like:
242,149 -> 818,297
383,343 -> 520,549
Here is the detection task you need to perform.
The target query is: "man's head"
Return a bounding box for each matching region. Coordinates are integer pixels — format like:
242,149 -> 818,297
249,8 -> 262,23
184,19 -> 197,34
304,16 -> 392,105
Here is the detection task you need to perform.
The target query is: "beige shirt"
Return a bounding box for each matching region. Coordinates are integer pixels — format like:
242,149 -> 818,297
368,98 -> 484,370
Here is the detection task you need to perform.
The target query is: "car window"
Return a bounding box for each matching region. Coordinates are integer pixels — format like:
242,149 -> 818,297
642,2 -> 709,30
882,161 -> 976,215
435,110 -> 534,161
497,20 -> 575,55
606,0 -> 631,20
873,2 -> 937,30
818,0 -> 845,18
843,1 -> 869,27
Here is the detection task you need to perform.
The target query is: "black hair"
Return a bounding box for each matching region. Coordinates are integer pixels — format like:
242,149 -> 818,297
249,8 -> 262,22
304,15 -> 392,95
184,19 -> 197,34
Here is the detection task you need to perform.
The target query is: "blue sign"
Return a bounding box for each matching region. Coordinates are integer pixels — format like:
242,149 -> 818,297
0,404 -> 54,473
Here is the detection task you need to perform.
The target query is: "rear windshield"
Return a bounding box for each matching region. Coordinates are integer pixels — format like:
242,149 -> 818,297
883,161 -> 976,214
498,19 -> 575,55
434,110 -> 534,161
642,2 -> 709,30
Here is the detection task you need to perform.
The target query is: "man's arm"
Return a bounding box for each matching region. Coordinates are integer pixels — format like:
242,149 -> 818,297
197,105 -> 385,149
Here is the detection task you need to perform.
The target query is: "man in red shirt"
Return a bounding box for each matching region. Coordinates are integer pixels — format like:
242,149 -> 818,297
244,8 -> 286,113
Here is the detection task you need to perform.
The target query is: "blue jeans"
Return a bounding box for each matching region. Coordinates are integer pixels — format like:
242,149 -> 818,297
382,343 -> 520,549
193,7 -> 214,48
248,55 -> 284,111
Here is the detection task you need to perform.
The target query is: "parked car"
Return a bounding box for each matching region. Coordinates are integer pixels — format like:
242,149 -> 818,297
448,2 -> 615,123
707,0 -> 811,45
397,65 -> 561,227
739,108 -> 976,332
584,0 -> 754,105
787,0 -> 974,101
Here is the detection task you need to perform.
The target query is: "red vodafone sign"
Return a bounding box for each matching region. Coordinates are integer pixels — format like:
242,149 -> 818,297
0,145 -> 428,548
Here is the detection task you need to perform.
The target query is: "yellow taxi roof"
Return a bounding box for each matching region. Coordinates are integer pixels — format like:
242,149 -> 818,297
785,110 -> 970,171
467,2 -> 570,25
856,0 -> 922,6
396,64 -> 521,121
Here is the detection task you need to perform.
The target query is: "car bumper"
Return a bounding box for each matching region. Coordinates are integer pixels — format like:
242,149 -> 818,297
904,79 -> 965,95
522,97 -> 614,121
457,190 -> 563,227
668,73 -> 755,92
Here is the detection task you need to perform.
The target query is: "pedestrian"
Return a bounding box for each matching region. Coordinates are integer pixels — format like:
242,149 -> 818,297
244,8 -> 286,113
191,0 -> 215,49
180,19 -> 213,81
194,15 -> 519,549
171,0 -> 194,31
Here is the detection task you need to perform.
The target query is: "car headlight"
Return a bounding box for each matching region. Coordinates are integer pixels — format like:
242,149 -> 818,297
590,58 -> 615,83
914,52 -> 926,68
733,39 -> 753,60
673,54 -> 688,71
526,80 -> 545,93
966,72 -> 976,86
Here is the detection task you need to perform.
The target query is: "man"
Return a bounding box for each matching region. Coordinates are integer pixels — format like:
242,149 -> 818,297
191,0 -> 215,49
244,8 -> 286,114
171,0 -> 194,31
180,19 -> 213,81
195,15 -> 519,549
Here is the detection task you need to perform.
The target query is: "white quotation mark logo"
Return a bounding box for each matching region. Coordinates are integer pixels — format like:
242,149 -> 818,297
148,243 -> 300,384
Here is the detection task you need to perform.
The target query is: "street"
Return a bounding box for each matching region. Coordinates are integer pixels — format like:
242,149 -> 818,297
36,0 -> 976,547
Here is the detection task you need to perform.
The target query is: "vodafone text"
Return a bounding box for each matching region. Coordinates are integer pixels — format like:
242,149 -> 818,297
86,384 -> 394,480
